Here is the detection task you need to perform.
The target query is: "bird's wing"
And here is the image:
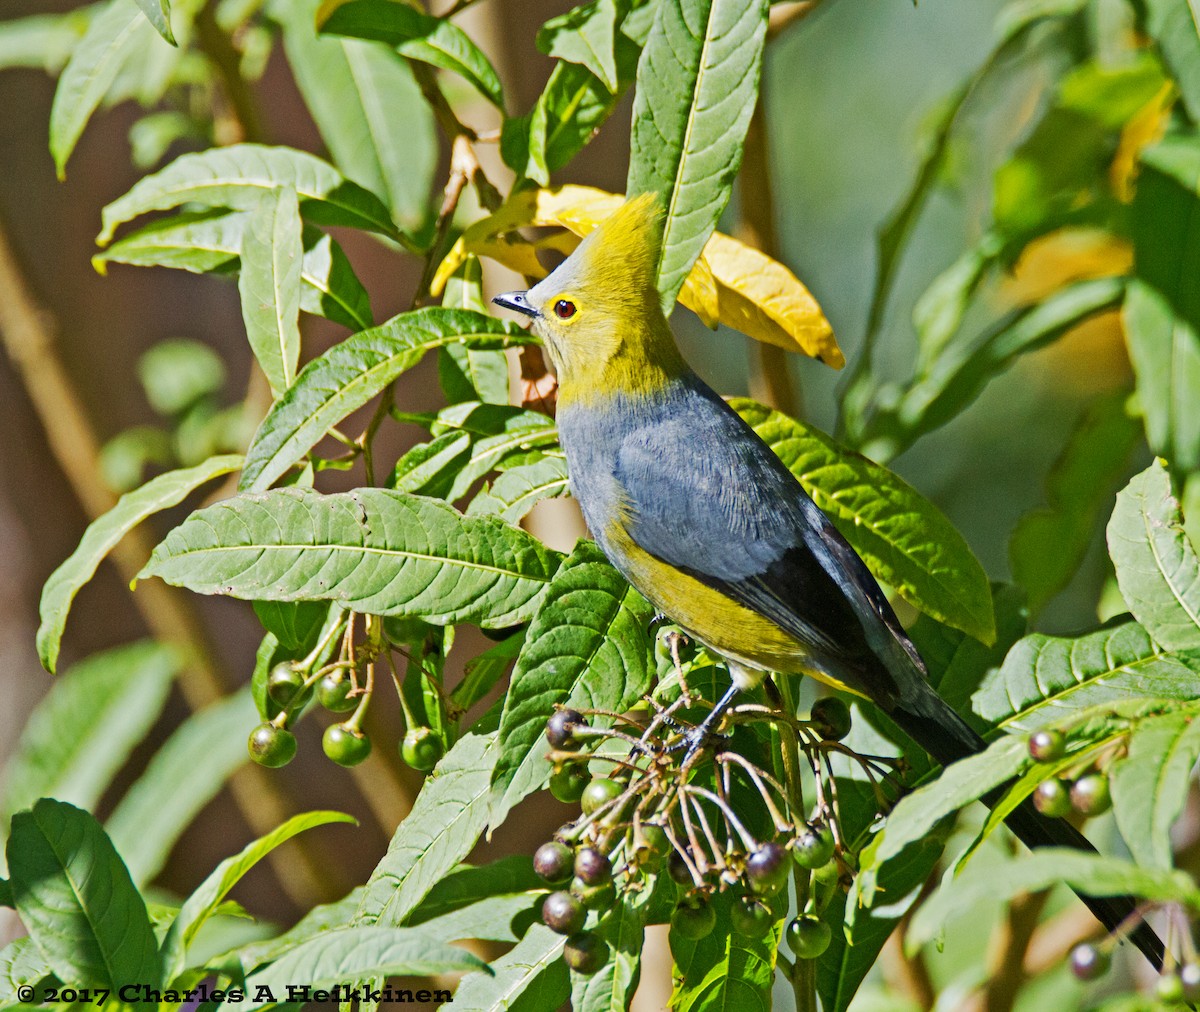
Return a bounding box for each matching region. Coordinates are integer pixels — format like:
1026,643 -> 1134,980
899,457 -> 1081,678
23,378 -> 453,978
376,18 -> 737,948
613,382 -> 922,686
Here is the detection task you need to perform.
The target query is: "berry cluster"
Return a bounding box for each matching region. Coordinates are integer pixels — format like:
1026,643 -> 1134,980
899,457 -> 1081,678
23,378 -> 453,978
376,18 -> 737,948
1027,729 -> 1112,818
246,612 -> 449,773
531,684 -> 903,976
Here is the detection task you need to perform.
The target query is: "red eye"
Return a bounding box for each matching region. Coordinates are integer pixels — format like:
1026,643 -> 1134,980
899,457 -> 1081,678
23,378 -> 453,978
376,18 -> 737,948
554,299 -> 576,319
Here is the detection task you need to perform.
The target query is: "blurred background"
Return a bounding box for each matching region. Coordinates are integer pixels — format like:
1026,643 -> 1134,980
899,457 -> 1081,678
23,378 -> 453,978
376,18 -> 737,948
0,0 -> 1146,1006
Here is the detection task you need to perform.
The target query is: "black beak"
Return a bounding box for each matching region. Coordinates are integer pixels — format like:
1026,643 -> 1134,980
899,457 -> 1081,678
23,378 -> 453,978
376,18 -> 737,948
492,291 -> 540,318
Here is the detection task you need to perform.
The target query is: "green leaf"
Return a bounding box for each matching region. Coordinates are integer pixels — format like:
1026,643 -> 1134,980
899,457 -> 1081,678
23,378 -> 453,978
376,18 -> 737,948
669,891 -> 776,1011
819,835 -> 945,1012
318,0 -> 505,108
627,0 -> 768,309
35,454 -> 243,672
537,0 -> 622,92
49,0 -> 163,178
503,40 -> 637,185
277,0 -> 436,231
439,258 -> 509,404
208,886 -> 364,977
1123,281 -> 1200,475
403,855 -> 543,927
98,144 -> 402,246
0,937 -> 51,1005
160,810 -> 355,982
238,187 -> 303,397
6,799 -> 160,989
1010,394 -> 1140,616
106,688 -> 256,888
733,399 -> 995,643
449,630 -> 524,714
911,231 -> 1004,373
908,849 -> 1200,951
432,403 -> 558,503
911,583 -> 1028,717
490,543 -> 656,823
239,926 -> 486,1005
355,733 -> 497,928
0,9 -> 93,74
468,453 -> 571,524
239,308 -> 531,491
972,620 -> 1200,734
450,924 -> 568,1012
407,891 -> 542,945
390,431 -> 471,497
1142,0 -> 1200,122
0,642 -> 177,862
1110,707 -> 1200,869
133,0 -> 173,45
97,211 -> 373,333
139,487 -> 560,628
571,886 -> 650,1012
1107,460 -> 1200,652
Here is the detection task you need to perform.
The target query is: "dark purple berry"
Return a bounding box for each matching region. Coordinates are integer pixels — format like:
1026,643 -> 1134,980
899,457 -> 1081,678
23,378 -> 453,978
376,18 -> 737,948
668,849 -> 694,886
534,841 -> 574,884
542,890 -> 586,935
746,842 -> 790,895
574,847 -> 612,886
547,709 -> 586,750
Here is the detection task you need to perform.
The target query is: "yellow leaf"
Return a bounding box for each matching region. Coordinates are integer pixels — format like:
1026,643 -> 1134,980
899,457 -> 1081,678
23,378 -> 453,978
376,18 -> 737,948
433,185 -> 841,367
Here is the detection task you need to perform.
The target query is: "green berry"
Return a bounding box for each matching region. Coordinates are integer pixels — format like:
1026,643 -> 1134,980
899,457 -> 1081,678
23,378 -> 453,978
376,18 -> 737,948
1033,778 -> 1071,818
571,875 -> 616,911
1069,943 -> 1109,981
746,842 -> 790,895
1028,729 -> 1066,762
317,673 -> 356,712
248,723 -> 297,768
580,778 -> 623,815
322,723 -> 371,766
266,662 -> 305,706
400,726 -> 444,771
1069,773 -> 1112,817
810,697 -> 852,741
549,764 -> 590,804
542,890 -> 586,935
793,826 -> 836,870
671,896 -> 716,940
1180,962 -> 1200,1002
785,915 -> 832,959
731,895 -> 773,939
563,932 -> 608,974
632,823 -> 670,866
1158,971 -> 1185,1005
534,841 -> 574,884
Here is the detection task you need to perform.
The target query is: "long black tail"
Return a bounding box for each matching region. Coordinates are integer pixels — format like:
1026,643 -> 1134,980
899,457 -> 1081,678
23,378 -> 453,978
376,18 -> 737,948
889,684 -> 1165,971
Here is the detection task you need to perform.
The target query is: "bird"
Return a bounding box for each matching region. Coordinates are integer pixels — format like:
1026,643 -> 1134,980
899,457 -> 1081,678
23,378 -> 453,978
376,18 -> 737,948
492,193 -> 1163,968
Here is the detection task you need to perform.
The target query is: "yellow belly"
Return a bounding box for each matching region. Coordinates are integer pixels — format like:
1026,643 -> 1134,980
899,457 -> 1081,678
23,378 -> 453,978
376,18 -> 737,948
606,524 -> 860,696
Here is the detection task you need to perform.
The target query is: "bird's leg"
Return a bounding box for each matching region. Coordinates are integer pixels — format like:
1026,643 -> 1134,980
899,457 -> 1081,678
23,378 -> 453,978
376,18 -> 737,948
675,681 -> 741,758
